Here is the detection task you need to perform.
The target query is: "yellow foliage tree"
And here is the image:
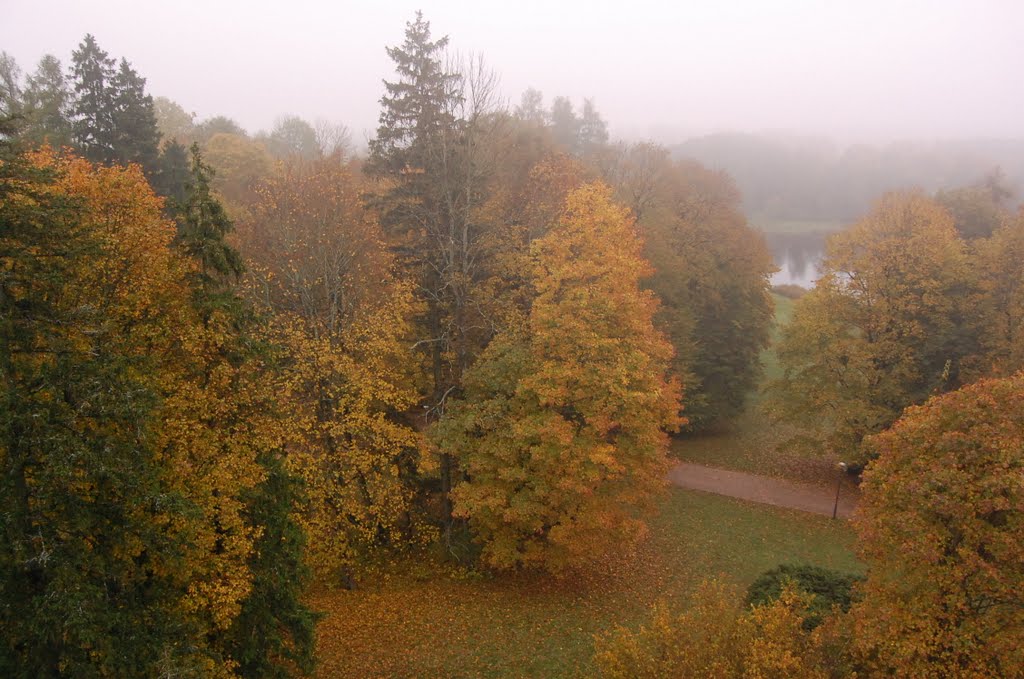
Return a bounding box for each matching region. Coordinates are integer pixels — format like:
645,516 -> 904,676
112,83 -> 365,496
8,149 -> 277,676
238,158 -> 425,580
438,183 -> 681,571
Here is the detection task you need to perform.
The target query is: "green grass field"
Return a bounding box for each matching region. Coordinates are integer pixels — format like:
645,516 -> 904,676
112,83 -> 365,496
313,489 -> 860,678
760,291 -> 795,386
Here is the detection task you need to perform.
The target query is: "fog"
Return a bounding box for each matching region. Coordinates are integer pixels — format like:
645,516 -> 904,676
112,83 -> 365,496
3,0 -> 1023,145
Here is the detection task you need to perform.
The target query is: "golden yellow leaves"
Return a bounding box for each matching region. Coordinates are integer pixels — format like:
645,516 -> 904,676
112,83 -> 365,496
595,580 -> 830,678
441,182 -> 682,573
235,157 -> 428,581
850,374 -> 1024,676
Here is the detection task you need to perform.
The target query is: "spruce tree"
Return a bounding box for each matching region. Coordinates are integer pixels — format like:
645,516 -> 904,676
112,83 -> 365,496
222,451 -> 319,678
23,55 -> 72,148
153,138 -> 190,208
171,143 -> 320,675
175,142 -> 243,298
110,58 -> 161,176
69,34 -> 116,163
365,13 -> 510,539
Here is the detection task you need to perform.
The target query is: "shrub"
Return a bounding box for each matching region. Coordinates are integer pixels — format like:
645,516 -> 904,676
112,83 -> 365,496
746,564 -> 862,629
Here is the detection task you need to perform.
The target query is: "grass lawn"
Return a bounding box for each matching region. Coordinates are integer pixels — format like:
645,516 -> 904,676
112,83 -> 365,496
760,291 -> 795,386
312,489 -> 860,678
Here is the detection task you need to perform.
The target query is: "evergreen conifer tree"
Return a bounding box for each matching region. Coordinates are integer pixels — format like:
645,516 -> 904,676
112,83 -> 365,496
69,34 -> 116,163
153,138 -> 190,208
175,142 -> 243,298
23,55 -> 72,148
110,57 -> 161,176
0,126 -> 205,677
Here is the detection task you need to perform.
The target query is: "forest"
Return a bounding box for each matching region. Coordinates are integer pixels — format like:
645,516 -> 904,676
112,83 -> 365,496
1,12 -> 1023,679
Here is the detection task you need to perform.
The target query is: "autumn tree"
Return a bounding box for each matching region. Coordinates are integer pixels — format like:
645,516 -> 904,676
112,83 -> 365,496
0,136 -> 317,675
0,141 -> 224,675
474,153 -> 595,331
604,144 -> 775,427
437,183 -> 681,571
936,169 -> 1014,240
153,95 -> 195,143
767,191 -> 977,463
202,131 -> 275,217
972,210 -> 1024,376
172,144 -> 319,677
194,115 -> 247,142
850,374 -> 1024,676
258,115 -> 319,160
237,158 -> 424,581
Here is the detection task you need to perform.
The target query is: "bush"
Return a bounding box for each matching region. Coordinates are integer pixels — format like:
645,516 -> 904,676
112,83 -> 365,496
595,580 -> 829,678
746,564 -> 862,629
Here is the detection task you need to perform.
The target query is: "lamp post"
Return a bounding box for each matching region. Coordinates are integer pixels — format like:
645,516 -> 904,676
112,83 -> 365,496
832,461 -> 848,520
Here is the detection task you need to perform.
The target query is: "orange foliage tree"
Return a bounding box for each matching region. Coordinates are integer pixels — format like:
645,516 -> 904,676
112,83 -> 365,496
437,183 -> 681,571
237,158 -> 426,581
849,373 -> 1024,677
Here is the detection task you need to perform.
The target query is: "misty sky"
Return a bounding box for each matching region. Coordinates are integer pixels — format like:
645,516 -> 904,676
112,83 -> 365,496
3,0 -> 1023,145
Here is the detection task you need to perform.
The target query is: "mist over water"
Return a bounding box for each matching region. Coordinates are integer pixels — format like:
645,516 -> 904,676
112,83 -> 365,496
764,232 -> 828,289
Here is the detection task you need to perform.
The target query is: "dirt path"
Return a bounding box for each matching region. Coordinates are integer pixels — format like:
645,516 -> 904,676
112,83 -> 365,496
667,462 -> 858,519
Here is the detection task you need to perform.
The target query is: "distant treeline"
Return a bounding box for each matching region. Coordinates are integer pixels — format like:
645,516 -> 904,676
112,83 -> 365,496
673,132 -> 1024,227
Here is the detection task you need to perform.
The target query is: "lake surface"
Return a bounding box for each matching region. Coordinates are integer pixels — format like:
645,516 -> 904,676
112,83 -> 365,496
764,232 -> 828,289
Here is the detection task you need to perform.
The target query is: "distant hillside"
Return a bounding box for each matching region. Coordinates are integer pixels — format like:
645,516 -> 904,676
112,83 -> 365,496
673,133 -> 1024,232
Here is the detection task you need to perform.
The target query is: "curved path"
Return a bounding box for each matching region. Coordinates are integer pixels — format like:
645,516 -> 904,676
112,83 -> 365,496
668,462 -> 858,519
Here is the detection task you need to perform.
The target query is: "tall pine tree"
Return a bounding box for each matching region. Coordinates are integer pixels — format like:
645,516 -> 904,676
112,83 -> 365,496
366,12 -> 487,533
23,55 -> 72,148
69,34 -> 116,164
110,57 -> 160,176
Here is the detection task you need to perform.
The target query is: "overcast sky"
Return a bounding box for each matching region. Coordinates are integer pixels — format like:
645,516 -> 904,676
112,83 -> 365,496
3,0 -> 1023,145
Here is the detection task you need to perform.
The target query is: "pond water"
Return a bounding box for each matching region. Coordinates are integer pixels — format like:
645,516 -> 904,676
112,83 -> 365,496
764,232 -> 829,289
